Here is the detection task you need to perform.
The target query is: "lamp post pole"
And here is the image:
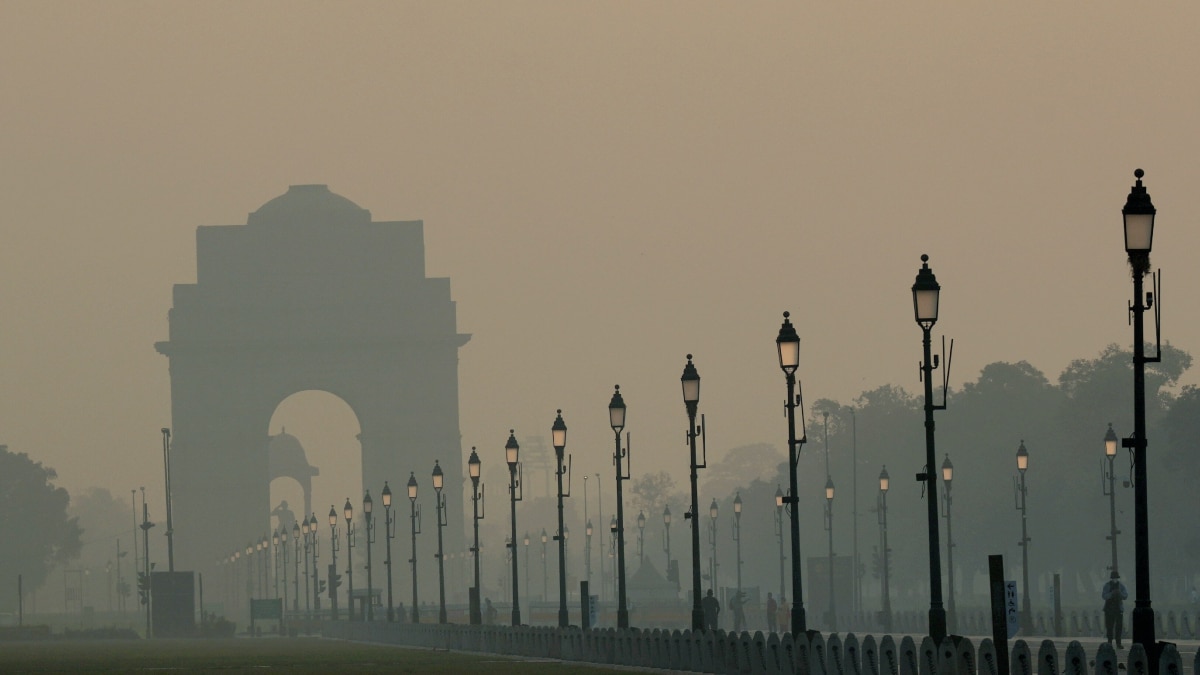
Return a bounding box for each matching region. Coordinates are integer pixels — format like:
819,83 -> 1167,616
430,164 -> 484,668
505,431 -> 523,626
310,514 -> 321,617
551,410 -> 571,628
1015,441 -> 1032,634
732,494 -> 742,594
273,530 -> 281,599
161,428 -> 175,573
468,448 -> 484,625
343,499 -> 355,620
292,522 -> 301,613
382,482 -> 394,622
608,387 -> 631,629
585,521 -> 593,592
280,529 -> 289,615
523,533 -> 530,613
663,505 -> 672,586
824,477 -> 835,631
681,355 -> 706,631
363,490 -> 375,622
708,499 -> 718,597
774,487 -> 785,601
775,315 -> 808,637
942,455 -> 956,633
433,462 -> 448,624
1103,425 -> 1121,577
1121,169 -> 1158,658
912,255 -> 948,645
636,511 -> 646,567
407,473 -> 421,624
879,467 -> 891,632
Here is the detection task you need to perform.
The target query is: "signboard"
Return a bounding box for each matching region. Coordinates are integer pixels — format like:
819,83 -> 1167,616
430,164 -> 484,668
251,598 -> 283,620
151,571 -> 196,638
589,595 -> 599,628
1005,581 -> 1019,639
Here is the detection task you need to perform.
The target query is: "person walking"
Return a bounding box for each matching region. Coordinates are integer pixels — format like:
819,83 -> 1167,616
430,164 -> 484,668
730,590 -> 746,633
702,589 -> 721,631
766,592 -> 778,633
1102,572 -> 1128,648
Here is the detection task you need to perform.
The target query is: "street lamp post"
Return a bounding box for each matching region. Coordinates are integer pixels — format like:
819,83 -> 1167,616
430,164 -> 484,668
468,448 -> 484,625
878,467 -> 891,632
505,431 -> 523,626
273,530 -> 281,599
363,490 -> 375,622
292,521 -> 301,613
824,477 -> 835,631
382,482 -> 395,622
775,315 -> 808,637
912,255 -> 949,644
774,487 -> 785,601
662,505 -> 672,587
585,521 -> 593,591
681,354 -> 708,631
279,528 -> 289,614
941,454 -> 956,633
708,499 -> 719,595
523,532 -> 530,612
540,528 -> 548,602
407,473 -> 421,624
1103,424 -> 1121,577
551,410 -> 571,628
607,387 -> 631,629
309,513 -> 321,616
343,499 -> 355,620
433,461 -> 448,624
1121,169 -> 1158,659
636,511 -> 646,567
732,494 -> 742,593
1014,441 -> 1032,634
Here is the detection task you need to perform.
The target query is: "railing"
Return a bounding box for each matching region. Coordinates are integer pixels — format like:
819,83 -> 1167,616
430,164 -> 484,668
322,621 -> 1199,675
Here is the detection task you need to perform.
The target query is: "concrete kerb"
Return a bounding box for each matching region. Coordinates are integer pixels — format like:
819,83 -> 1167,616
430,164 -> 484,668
1062,640 -> 1086,675
1036,639 -> 1058,675
1011,640 -> 1032,675
899,636 -> 918,675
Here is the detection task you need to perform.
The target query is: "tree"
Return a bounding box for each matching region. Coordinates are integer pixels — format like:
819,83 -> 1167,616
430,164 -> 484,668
0,445 -> 82,609
702,443 -> 785,503
628,471 -> 681,520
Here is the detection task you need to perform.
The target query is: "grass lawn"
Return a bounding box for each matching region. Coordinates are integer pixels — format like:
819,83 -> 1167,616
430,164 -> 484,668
0,637 -> 637,673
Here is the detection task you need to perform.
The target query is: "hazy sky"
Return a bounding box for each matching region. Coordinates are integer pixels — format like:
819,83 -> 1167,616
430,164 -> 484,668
3,3 -> 1200,523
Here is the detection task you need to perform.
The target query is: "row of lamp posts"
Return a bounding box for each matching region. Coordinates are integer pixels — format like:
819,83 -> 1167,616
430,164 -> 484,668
222,172 -> 1159,648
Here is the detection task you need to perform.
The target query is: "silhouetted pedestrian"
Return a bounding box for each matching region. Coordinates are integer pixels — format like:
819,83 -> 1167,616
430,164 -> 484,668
766,592 -> 778,633
702,588 -> 721,630
1102,572 -> 1128,648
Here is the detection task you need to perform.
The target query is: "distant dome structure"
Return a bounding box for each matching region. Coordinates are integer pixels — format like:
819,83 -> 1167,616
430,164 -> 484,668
268,428 -> 320,517
248,184 -> 371,227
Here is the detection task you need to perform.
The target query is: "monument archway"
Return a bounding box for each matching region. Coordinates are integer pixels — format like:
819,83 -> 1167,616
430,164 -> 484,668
156,185 -> 469,596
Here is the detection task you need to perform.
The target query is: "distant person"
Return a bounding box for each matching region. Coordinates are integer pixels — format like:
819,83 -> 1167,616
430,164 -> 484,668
702,589 -> 721,631
730,590 -> 746,633
1102,572 -> 1128,648
485,597 -> 497,625
766,592 -> 778,633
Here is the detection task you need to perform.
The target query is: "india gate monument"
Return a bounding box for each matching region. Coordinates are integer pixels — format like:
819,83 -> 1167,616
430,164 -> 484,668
156,185 -> 469,602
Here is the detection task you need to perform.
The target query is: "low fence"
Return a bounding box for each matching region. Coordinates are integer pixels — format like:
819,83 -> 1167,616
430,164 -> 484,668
324,621 -> 1200,675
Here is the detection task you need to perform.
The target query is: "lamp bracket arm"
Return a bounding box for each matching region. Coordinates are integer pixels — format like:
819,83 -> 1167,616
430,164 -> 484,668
513,463 -> 524,502
479,484 -> 485,520
936,336 -> 954,410
624,429 -> 633,478
1149,270 -> 1164,362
